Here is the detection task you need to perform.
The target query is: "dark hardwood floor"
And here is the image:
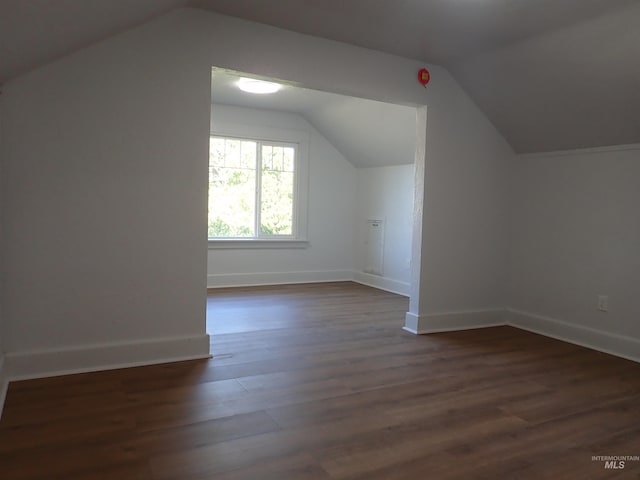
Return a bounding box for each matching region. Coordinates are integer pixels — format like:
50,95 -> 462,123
1,282 -> 639,479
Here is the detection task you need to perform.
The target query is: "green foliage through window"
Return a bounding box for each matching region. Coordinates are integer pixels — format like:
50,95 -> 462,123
208,136 -> 296,238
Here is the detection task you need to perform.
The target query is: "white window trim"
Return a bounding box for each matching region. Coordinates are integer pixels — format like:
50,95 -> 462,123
208,121 -> 310,249
208,239 -> 309,250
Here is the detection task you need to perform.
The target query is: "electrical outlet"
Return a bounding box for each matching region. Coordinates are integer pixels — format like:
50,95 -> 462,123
597,295 -> 608,312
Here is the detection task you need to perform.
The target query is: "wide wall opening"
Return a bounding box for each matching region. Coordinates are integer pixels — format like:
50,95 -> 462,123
206,67 -> 423,336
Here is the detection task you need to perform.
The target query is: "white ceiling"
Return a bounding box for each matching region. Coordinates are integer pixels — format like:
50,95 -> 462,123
211,70 -> 417,168
194,0 -> 637,65
1,0 -> 638,153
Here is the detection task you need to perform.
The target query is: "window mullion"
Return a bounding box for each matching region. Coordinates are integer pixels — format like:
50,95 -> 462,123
255,141 -> 262,238
291,145 -> 298,238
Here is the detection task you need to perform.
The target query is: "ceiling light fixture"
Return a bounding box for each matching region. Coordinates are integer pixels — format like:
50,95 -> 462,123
237,77 -> 282,94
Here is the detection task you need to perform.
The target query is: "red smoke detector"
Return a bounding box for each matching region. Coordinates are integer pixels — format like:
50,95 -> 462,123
418,68 -> 431,88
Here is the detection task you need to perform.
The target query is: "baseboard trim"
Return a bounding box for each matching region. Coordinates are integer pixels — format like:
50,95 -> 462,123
403,307 -> 640,363
5,334 -> 211,382
352,272 -> 410,297
207,270 -> 353,288
403,312 -> 421,334
404,309 -> 506,334
207,270 -> 410,295
507,309 -> 640,364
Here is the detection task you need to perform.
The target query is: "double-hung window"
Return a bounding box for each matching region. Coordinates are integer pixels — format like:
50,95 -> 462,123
208,135 -> 306,244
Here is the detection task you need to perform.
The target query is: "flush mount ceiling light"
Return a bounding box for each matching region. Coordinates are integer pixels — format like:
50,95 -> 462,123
237,77 -> 282,94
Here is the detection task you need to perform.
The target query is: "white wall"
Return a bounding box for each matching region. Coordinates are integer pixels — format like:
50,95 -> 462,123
0,8 -> 512,380
354,165 -> 414,295
207,104 -> 356,286
0,94 -> 6,411
1,10 -> 212,379
508,145 -> 640,359
407,82 -> 512,333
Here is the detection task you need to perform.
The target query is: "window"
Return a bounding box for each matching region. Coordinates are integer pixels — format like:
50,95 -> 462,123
208,135 -> 305,244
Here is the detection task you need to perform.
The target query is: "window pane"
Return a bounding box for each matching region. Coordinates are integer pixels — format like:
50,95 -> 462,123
210,137 -> 225,168
240,141 -> 256,168
271,146 -> 283,171
283,147 -> 295,172
262,145 -> 273,170
224,139 -> 242,168
260,145 -> 294,236
208,138 -> 257,237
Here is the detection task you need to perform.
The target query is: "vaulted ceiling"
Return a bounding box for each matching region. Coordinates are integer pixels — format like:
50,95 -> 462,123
211,70 -> 417,168
1,0 -> 638,153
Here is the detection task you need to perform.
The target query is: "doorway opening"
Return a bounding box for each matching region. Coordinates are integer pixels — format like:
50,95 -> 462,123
206,67 -> 425,336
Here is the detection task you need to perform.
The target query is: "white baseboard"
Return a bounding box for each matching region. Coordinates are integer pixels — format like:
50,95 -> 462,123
207,270 -> 410,295
352,271 -> 410,297
5,334 -> 211,382
207,270 -> 353,288
403,307 -> 640,363
507,309 -> 640,363
403,309 -> 506,334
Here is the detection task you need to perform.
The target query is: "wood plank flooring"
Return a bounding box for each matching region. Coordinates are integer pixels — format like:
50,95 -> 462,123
1,282 -> 639,479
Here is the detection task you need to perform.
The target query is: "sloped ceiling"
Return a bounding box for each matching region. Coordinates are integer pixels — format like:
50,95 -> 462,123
1,0 -> 638,153
211,70 -> 417,168
450,3 -> 640,153
0,0 -> 185,85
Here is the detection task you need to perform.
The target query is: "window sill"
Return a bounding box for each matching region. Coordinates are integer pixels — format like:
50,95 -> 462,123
208,239 -> 309,250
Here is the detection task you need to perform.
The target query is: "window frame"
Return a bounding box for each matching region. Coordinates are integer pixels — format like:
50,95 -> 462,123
207,122 -> 309,249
